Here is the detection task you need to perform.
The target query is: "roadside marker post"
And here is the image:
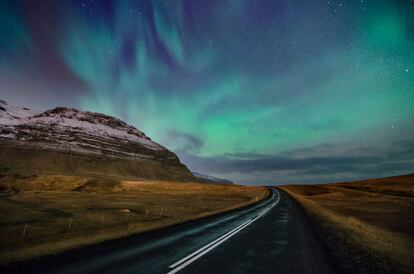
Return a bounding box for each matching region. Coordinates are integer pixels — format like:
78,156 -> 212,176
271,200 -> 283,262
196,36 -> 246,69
22,223 -> 28,238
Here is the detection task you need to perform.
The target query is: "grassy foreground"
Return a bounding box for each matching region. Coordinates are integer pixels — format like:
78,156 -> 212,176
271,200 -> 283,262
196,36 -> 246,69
0,175 -> 268,265
280,173 -> 414,273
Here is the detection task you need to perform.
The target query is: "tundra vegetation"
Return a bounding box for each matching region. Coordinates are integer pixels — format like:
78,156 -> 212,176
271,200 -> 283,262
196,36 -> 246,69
0,174 -> 268,265
280,173 -> 414,273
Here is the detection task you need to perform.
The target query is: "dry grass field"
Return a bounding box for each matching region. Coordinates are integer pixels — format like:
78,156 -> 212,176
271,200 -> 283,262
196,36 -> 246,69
0,175 -> 268,265
280,173 -> 414,273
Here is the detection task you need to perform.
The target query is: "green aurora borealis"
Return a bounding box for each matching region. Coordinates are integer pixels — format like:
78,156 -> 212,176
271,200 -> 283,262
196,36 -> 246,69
1,1 -> 413,184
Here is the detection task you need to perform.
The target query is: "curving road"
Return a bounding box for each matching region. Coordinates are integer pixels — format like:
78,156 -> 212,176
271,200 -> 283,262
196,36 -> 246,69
4,188 -> 337,274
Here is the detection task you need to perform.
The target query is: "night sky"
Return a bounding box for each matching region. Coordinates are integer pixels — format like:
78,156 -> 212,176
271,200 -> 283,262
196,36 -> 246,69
1,0 -> 414,184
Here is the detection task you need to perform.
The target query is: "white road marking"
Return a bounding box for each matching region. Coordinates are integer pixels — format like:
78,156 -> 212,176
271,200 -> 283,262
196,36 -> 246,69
168,219 -> 252,269
167,189 -> 280,274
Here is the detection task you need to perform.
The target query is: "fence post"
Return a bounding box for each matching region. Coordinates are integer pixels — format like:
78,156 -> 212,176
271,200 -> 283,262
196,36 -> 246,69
145,210 -> 149,219
101,214 -> 105,226
22,223 -> 28,238
68,218 -> 72,230
160,208 -> 163,216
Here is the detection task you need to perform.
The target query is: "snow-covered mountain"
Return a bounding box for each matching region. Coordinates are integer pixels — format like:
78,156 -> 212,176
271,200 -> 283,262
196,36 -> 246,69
0,100 -> 165,157
192,172 -> 234,185
0,100 -> 194,180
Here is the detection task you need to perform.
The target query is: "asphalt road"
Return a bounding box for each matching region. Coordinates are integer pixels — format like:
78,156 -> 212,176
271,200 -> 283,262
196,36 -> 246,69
4,188 -> 337,274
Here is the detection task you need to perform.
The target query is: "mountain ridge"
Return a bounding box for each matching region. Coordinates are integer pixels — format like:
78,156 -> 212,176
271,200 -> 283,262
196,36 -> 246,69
192,172 -> 234,185
0,100 -> 195,181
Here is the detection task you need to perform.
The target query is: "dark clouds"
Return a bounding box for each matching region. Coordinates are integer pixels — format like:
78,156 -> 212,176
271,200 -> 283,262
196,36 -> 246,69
162,130 -> 204,152
178,139 -> 414,185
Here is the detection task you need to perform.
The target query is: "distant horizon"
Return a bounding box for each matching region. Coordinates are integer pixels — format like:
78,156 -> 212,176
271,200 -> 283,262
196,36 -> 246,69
2,98 -> 412,186
1,0 -> 413,185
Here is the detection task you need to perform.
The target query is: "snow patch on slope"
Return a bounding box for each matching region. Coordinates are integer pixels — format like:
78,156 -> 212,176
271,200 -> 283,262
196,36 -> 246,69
0,100 -> 167,158
0,100 -> 36,125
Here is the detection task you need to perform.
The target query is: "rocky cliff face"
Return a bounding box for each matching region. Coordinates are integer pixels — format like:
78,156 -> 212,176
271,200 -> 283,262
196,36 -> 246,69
0,100 -> 195,181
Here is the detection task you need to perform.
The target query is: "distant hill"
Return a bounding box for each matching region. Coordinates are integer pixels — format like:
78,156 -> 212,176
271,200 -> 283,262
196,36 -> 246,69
192,172 -> 234,185
0,100 -> 195,181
